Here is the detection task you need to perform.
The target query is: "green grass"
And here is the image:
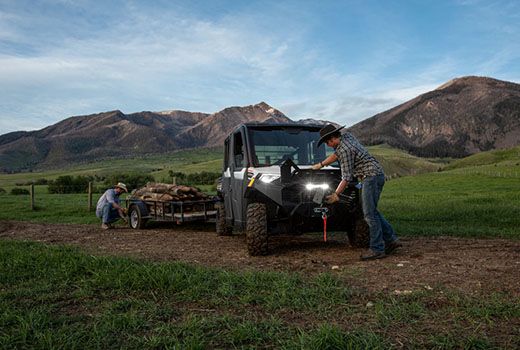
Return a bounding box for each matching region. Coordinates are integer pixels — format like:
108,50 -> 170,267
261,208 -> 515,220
1,240 -> 519,349
381,170 -> 520,238
1,145 -> 520,238
0,184 -> 216,224
1,171 -> 518,239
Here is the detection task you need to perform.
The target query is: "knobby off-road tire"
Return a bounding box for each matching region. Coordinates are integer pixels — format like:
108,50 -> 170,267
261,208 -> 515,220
215,202 -> 232,236
129,205 -> 148,229
347,209 -> 370,248
246,203 -> 268,256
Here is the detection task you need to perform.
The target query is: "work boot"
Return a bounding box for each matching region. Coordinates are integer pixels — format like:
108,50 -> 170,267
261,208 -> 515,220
385,240 -> 402,255
360,249 -> 386,261
101,223 -> 111,230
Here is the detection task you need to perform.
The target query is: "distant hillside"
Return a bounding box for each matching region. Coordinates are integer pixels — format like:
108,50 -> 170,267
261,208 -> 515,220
0,102 -> 291,172
367,144 -> 441,177
349,76 -> 520,158
443,145 -> 520,170
0,143 -> 443,188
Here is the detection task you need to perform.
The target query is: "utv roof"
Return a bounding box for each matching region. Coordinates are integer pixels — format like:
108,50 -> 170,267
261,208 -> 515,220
238,122 -> 326,129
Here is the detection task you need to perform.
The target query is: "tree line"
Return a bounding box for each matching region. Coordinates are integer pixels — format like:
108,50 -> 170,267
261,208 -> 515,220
4,171 -> 221,195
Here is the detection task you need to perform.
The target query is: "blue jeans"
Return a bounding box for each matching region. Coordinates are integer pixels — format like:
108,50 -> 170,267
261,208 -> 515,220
96,203 -> 119,224
361,174 -> 397,253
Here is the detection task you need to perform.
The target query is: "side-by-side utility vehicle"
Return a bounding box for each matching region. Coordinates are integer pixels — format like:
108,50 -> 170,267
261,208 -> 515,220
216,123 -> 369,256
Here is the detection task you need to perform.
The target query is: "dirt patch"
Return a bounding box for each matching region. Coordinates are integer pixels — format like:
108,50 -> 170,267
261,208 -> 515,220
1,220 -> 519,296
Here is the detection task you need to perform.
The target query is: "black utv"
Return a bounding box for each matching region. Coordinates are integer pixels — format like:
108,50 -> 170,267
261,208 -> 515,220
216,123 -> 369,256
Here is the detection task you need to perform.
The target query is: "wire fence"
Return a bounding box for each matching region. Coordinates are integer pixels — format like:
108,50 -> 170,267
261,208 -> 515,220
447,169 -> 520,178
0,182 -> 116,211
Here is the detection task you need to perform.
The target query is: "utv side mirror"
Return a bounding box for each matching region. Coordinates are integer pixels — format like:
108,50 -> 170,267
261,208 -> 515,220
280,158 -> 300,184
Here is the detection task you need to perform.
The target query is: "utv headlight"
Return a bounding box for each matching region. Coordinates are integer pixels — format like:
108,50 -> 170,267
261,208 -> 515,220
259,174 -> 280,183
305,183 -> 330,191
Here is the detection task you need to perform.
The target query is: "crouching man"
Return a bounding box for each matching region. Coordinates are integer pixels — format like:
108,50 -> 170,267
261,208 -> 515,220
96,182 -> 128,229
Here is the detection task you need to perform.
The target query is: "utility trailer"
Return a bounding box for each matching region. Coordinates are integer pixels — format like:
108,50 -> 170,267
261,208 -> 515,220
126,197 -> 218,229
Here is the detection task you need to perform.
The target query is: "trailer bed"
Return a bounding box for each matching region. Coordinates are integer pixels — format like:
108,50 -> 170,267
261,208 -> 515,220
126,197 -> 218,229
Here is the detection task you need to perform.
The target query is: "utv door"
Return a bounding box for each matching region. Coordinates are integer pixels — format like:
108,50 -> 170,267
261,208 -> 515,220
230,129 -> 249,229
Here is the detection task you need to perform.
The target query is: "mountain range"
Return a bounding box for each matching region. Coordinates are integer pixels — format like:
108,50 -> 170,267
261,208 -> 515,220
1,76 -> 519,172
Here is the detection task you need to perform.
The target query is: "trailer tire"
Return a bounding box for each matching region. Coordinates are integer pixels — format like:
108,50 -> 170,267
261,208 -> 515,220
246,203 -> 268,256
129,205 -> 148,229
347,210 -> 370,248
216,202 -> 232,236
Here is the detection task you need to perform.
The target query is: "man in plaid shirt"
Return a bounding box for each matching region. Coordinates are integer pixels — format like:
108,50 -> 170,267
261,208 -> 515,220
312,124 -> 401,260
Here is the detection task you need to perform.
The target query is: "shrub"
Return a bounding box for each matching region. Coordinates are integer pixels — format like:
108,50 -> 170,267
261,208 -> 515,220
186,171 -> 220,185
0,188 -> 6,194
34,178 -> 49,185
48,175 -> 92,194
168,171 -> 186,183
11,188 -> 30,195
104,173 -> 154,192
167,171 -> 220,185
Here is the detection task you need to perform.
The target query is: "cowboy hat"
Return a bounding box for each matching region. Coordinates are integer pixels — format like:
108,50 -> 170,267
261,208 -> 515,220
317,124 -> 345,146
115,182 -> 128,192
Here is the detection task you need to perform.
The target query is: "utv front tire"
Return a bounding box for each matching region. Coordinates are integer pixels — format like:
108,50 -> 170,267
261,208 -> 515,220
216,202 -> 232,236
246,203 -> 268,256
347,210 -> 370,248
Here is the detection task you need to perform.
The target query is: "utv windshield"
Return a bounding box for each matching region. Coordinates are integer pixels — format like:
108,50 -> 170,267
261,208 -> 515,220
248,127 -> 337,167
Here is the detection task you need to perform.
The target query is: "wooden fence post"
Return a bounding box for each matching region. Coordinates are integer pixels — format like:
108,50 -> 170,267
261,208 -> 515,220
88,182 -> 93,211
30,184 -> 35,210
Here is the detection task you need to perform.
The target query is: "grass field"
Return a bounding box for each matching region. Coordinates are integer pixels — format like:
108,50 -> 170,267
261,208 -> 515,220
1,170 -> 519,238
380,170 -> 520,238
1,240 -> 518,349
1,146 -> 520,348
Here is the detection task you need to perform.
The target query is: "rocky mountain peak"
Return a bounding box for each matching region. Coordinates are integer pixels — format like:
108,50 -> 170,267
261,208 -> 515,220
349,76 -> 520,157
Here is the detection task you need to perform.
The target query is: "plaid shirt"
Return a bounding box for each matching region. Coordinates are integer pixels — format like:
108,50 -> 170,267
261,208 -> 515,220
334,132 -> 384,181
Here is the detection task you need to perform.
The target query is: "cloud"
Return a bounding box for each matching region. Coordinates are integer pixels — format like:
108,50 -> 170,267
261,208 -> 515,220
1,0 -> 519,135
0,3 -> 310,133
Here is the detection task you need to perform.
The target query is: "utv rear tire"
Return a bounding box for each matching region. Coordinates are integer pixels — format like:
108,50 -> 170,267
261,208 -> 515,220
246,203 -> 268,256
216,202 -> 232,236
348,210 -> 370,248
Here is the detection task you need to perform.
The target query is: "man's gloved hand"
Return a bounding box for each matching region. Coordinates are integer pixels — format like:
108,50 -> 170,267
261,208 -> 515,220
311,163 -> 323,170
121,208 -> 128,215
325,192 -> 339,204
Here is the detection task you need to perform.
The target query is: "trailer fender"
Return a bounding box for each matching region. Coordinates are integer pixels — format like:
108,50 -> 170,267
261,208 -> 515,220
129,200 -> 150,217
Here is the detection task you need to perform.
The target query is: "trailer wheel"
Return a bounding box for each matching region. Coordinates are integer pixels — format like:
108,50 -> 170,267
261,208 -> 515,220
129,205 -> 148,229
246,203 -> 268,256
347,209 -> 370,248
216,202 -> 232,236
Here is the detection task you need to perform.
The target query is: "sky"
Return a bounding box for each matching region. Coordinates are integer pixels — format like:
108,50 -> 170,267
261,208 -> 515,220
0,0 -> 519,135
